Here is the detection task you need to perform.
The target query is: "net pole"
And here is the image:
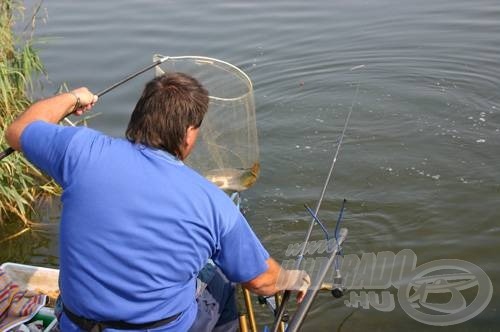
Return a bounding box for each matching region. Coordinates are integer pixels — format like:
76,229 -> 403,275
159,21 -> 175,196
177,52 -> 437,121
0,56 -> 169,161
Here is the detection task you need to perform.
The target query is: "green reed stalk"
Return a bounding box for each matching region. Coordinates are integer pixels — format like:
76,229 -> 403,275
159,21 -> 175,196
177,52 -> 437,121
0,0 -> 60,236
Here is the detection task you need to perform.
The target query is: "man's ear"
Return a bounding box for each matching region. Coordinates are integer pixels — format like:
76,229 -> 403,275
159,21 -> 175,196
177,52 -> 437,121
185,126 -> 198,146
180,126 -> 200,160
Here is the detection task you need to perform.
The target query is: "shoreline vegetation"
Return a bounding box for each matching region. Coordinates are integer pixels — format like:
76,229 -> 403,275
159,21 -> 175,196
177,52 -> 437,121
0,1 -> 60,246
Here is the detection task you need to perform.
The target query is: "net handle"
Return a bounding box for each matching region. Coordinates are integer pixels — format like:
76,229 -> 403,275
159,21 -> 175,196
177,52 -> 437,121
0,56 -> 169,161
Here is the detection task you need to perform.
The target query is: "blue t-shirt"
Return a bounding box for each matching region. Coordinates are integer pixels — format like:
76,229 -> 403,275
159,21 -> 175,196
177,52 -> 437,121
21,121 -> 269,331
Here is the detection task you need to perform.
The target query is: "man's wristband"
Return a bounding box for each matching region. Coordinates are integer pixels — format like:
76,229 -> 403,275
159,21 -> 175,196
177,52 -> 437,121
69,92 -> 81,113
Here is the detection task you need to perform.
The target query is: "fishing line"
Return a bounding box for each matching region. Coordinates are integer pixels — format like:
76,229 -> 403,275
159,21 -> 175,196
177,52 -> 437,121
0,56 -> 169,161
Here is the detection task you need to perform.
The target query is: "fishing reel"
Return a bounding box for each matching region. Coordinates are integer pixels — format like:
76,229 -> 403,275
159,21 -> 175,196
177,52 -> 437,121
331,269 -> 346,299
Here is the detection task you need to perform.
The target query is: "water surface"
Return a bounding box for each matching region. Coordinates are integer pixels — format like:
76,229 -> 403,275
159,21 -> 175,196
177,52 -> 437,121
2,0 -> 499,330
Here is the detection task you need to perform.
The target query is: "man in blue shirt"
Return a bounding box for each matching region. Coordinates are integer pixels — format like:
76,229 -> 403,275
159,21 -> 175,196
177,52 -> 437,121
5,73 -> 310,331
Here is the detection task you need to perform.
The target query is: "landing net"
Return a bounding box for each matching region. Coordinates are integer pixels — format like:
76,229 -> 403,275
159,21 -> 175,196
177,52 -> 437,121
154,55 -> 259,192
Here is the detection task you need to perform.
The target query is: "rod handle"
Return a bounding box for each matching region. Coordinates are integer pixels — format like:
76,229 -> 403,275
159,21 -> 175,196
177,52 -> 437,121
0,147 -> 15,160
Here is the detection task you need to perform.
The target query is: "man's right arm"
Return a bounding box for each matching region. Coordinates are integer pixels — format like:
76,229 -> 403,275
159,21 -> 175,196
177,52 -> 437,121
212,205 -> 310,303
242,257 -> 310,303
5,88 -> 97,151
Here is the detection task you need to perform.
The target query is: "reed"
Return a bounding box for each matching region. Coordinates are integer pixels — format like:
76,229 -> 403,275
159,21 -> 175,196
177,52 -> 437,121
0,0 -> 60,239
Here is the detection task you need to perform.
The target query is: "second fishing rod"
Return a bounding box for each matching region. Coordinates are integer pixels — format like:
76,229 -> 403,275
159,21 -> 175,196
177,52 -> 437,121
0,56 -> 170,161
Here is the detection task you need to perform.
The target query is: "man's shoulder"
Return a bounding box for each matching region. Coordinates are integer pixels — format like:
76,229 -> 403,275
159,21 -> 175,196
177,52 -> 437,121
23,121 -> 108,146
68,125 -> 128,152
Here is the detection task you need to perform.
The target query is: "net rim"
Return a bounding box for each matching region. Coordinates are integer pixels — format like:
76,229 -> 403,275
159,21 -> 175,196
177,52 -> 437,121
154,54 -> 254,102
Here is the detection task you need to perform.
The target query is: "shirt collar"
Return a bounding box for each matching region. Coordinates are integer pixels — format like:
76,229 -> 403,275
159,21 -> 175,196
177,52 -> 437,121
135,144 -> 184,165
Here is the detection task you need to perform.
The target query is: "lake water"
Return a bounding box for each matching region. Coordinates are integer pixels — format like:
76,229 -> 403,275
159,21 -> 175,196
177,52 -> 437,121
3,0 -> 499,330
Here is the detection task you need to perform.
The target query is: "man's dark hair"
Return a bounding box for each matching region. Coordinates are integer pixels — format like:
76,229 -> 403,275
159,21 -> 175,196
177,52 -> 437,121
126,72 -> 209,157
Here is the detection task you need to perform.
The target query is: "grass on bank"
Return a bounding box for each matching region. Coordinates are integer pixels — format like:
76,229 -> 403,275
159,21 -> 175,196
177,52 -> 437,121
0,0 -> 61,242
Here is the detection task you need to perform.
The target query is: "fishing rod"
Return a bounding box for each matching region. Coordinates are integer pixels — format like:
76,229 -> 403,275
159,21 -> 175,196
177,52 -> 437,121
0,56 -> 170,161
271,71 -> 362,332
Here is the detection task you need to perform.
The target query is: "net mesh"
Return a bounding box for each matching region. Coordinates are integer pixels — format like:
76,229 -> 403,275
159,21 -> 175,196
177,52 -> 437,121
154,55 -> 259,192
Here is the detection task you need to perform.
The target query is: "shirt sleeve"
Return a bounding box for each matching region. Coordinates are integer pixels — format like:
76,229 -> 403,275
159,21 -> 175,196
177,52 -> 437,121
213,212 -> 270,283
20,121 -> 84,186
